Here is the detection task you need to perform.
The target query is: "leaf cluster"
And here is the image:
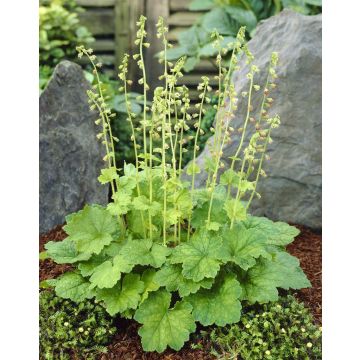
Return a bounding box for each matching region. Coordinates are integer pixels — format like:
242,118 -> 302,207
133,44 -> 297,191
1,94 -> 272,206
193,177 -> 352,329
206,295 -> 322,359
167,0 -> 322,71
44,202 -> 310,352
39,290 -> 116,360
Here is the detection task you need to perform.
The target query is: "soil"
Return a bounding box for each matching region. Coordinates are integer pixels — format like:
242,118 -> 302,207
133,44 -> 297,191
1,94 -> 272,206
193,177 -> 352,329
39,224 -> 322,359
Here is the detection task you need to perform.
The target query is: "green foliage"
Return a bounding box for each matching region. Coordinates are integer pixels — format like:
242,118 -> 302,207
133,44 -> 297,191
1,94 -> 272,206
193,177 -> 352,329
43,17 -> 311,353
39,0 -> 94,67
39,290 -> 116,360
167,0 -> 322,71
207,295 -> 322,359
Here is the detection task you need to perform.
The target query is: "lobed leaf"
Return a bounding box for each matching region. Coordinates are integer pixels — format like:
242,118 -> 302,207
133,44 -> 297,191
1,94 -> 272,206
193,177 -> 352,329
186,273 -> 242,326
134,290 -> 196,352
55,272 -> 94,302
171,230 -> 224,282
96,273 -> 144,316
64,205 -> 118,255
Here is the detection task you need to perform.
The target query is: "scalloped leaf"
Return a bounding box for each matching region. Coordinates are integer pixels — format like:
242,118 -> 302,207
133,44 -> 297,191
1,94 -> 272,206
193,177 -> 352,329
64,205 -> 118,255
220,225 -> 270,270
120,239 -> 171,268
96,273 -> 144,316
134,290 -> 195,352
140,269 -> 160,303
154,264 -> 214,297
241,216 -> 300,246
55,272 -> 94,302
240,251 -> 311,303
186,273 -> 242,326
45,238 -> 91,264
170,230 -> 224,282
89,254 -> 133,289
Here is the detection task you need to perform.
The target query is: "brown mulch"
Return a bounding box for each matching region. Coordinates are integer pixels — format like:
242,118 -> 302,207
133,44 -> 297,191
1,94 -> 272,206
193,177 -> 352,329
39,224 -> 322,359
287,225 -> 322,323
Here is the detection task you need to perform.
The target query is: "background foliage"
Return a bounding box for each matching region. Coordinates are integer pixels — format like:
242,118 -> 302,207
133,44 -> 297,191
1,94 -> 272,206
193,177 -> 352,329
167,0 -> 322,71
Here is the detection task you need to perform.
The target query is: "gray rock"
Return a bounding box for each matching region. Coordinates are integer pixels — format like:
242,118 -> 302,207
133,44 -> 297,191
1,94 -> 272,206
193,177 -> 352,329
40,60 -> 108,234
192,10 -> 322,229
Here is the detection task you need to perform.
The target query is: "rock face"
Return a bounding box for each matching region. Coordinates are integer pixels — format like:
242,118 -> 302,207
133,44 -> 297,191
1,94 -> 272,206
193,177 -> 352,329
40,60 -> 108,234
192,10 -> 322,229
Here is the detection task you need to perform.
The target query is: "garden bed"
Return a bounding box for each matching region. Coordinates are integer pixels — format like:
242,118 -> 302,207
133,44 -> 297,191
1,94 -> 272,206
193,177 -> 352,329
39,224 -> 322,359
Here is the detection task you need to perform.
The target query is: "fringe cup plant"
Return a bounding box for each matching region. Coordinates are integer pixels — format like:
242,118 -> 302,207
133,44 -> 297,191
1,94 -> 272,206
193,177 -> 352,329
43,16 -> 311,353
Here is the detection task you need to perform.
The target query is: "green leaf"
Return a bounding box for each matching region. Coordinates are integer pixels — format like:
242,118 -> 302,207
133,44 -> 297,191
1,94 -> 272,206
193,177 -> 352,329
134,290 -> 196,352
242,216 -> 300,246
64,205 -> 118,255
184,56 -> 198,72
140,269 -> 160,302
224,6 -> 258,31
189,0 -> 215,11
220,168 -> 239,186
186,273 -> 242,326
224,199 -> 247,223
120,239 -> 171,268
96,274 -> 144,316
107,191 -> 131,215
171,230 -> 224,281
39,251 -> 48,261
199,36 -> 237,57
98,167 -> 119,184
89,254 -> 133,289
77,254 -> 107,277
220,225 -> 270,270
55,272 -> 94,302
164,46 -> 188,60
186,161 -> 201,176
45,239 -> 91,264
202,8 -> 238,35
155,264 -> 214,297
241,251 -> 311,303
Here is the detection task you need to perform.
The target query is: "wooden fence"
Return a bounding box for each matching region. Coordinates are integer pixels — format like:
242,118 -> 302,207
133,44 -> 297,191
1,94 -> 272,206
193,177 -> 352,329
77,0 -> 218,100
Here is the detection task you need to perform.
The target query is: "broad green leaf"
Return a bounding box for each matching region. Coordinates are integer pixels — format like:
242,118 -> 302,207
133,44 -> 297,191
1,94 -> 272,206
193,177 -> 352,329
89,254 -> 133,289
240,251 -> 311,303
134,290 -> 196,352
164,46 -> 188,60
78,254 -> 107,277
98,167 -> 118,184
224,199 -> 247,222
220,168 -> 239,186
55,272 -> 94,302
140,269 -> 160,302
186,273 -> 242,326
171,230 -> 224,281
96,274 -> 144,316
224,6 -> 258,31
45,239 -> 91,264
242,216 -> 300,246
206,221 -> 221,231
202,8 -> 238,35
221,225 -> 270,270
120,239 -> 171,268
199,36 -> 237,57
64,205 -> 118,255
154,264 -> 214,297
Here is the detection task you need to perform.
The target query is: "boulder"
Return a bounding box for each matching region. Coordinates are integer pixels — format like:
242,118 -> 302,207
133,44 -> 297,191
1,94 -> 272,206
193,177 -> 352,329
192,10 -> 322,229
39,60 -> 108,234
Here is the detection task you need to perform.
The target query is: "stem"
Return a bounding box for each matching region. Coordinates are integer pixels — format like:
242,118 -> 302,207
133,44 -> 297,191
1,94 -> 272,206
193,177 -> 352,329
246,130 -> 272,210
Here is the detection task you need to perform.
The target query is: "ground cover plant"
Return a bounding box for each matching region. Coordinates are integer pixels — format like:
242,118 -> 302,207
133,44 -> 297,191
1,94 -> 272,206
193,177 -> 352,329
39,290 -> 116,359
207,295 -> 322,359
42,16 -> 311,353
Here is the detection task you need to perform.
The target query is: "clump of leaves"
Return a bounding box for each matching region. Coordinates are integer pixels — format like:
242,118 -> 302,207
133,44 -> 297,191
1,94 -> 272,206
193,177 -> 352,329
166,0 -> 322,72
206,295 -> 322,359
43,16 -> 311,353
39,290 -> 116,360
39,0 -> 94,90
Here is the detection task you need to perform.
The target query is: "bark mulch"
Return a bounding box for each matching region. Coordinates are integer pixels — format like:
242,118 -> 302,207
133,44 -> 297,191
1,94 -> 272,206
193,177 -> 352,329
39,224 -> 322,359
